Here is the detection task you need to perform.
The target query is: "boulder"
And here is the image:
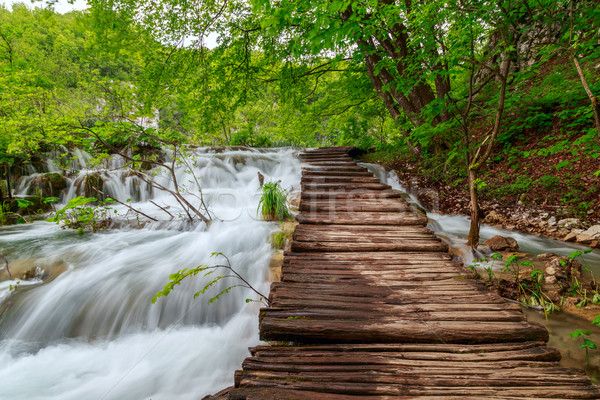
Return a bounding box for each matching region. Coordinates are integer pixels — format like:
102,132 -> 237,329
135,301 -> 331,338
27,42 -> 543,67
580,225 -> 600,239
547,216 -> 557,226
483,235 -> 519,251
576,233 -> 595,244
30,173 -> 67,197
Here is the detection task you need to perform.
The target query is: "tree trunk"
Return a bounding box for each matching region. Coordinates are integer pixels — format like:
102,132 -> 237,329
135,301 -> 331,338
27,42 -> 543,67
4,164 -> 12,200
467,168 -> 480,248
572,56 -> 600,140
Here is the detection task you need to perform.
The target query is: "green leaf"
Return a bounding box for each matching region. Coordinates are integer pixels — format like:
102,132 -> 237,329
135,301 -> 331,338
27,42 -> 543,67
581,339 -> 597,350
570,329 -> 591,338
16,199 -> 34,208
569,250 -> 582,260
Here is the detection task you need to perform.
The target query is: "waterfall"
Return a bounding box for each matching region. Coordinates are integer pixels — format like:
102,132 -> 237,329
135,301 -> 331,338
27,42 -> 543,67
0,148 -> 301,400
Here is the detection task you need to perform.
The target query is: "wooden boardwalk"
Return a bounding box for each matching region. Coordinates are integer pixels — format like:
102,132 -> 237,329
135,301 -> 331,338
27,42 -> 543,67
228,147 -> 600,399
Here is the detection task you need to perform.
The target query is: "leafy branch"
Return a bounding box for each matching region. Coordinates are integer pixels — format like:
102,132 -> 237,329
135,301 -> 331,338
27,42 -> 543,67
152,252 -> 271,306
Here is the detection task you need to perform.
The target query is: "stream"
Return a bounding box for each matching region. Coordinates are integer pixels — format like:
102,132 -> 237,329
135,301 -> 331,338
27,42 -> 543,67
0,148 -> 301,399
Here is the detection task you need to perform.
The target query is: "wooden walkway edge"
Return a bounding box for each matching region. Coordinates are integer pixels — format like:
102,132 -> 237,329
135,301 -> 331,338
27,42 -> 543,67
227,147 -> 600,399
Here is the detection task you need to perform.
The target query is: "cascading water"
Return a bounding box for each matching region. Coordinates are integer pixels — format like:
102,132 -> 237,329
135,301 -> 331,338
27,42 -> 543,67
0,148 -> 301,399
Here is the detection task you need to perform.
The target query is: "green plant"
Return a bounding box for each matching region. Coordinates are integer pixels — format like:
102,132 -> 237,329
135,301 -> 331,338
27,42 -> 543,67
47,196 -> 115,233
152,252 -> 270,306
270,229 -> 291,250
258,182 -> 290,221
0,201 -> 10,224
570,329 -> 597,367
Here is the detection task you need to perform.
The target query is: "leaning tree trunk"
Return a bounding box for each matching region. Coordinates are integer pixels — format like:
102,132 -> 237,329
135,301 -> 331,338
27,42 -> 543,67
467,168 -> 481,248
572,56 -> 600,140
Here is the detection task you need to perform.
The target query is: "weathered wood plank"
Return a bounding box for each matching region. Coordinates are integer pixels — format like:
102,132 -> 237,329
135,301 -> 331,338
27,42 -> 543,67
248,341 -> 551,355
234,379 -> 600,398
290,240 -> 448,252
296,212 -> 428,225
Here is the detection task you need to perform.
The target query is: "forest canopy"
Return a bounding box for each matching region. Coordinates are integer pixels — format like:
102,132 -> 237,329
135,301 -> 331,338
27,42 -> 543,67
1,0 -> 599,243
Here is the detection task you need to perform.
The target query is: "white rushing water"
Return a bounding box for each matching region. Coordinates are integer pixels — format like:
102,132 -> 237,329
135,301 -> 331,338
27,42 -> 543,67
0,148 -> 301,400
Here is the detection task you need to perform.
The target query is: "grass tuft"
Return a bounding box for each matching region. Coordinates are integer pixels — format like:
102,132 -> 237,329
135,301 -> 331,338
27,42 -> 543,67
258,182 -> 290,221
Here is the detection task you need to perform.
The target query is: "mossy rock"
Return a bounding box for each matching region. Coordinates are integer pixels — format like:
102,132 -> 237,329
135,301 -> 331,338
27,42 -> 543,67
30,173 -> 67,197
83,173 -> 104,199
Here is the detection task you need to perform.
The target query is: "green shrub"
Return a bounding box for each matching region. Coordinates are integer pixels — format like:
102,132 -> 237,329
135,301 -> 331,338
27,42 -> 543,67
258,182 -> 290,221
47,196 -> 114,233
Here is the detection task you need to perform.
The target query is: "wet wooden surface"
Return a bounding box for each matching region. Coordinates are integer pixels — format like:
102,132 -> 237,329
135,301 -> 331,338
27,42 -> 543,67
228,147 -> 600,399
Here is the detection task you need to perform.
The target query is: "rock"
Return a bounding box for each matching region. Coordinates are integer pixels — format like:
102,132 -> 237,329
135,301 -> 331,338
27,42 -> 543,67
537,253 -> 558,260
591,241 -> 600,249
73,173 -> 105,198
563,297 -> 581,308
575,225 -> 600,243
544,274 -> 557,284
580,224 -> 600,239
483,235 -> 519,251
30,173 -> 67,197
546,256 -> 582,280
576,233 -> 595,244
563,229 -> 584,242
485,211 -> 501,223
476,245 -> 492,256
557,218 -> 580,229
542,283 -> 562,303
558,228 -> 569,237
547,216 -> 556,226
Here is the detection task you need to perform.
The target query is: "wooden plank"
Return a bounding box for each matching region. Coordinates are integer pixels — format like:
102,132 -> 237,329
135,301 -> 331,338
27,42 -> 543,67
301,190 -> 404,199
248,341 -> 551,355
283,251 -> 453,261
231,387 -> 595,400
262,308 -> 526,322
296,212 -> 428,225
233,379 -> 600,398
267,299 -> 523,314
301,182 -> 391,190
299,202 -> 412,212
302,170 -> 373,177
301,176 -> 382,183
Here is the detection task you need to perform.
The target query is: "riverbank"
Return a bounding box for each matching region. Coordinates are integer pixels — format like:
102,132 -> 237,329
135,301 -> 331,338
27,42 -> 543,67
362,150 -> 600,247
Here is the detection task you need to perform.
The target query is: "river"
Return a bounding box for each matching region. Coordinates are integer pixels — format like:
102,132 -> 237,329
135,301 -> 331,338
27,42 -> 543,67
0,148 -> 301,399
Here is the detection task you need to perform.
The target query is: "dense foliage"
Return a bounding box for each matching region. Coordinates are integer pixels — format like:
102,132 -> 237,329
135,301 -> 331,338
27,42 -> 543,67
1,1 -> 599,241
